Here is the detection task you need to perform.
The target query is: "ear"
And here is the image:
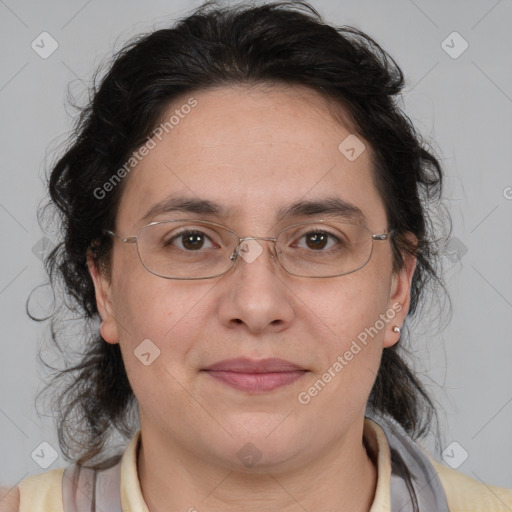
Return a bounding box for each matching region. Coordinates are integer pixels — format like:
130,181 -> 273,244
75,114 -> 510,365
382,232 -> 417,349
87,252 -> 119,344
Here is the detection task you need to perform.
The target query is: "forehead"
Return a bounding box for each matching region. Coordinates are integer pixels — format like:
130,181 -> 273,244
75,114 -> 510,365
116,85 -> 386,231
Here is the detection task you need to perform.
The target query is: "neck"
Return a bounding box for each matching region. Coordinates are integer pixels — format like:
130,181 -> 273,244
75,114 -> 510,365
137,420 -> 378,512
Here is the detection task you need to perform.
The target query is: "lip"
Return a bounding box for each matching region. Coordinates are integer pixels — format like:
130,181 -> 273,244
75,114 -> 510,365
204,357 -> 306,372
203,358 -> 308,393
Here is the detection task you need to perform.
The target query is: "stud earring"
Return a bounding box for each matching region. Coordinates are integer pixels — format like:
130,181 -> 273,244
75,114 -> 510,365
392,326 -> 401,334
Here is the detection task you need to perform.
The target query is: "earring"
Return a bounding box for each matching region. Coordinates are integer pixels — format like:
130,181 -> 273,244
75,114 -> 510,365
392,326 -> 401,334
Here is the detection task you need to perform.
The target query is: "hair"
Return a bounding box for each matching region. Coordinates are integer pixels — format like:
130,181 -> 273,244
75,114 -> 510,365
31,0 -> 449,467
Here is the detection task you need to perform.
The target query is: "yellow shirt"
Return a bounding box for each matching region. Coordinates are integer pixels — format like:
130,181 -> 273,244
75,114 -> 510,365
18,418 -> 512,511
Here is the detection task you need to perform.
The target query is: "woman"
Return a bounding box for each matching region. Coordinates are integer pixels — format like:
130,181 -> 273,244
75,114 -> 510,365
3,1 -> 511,511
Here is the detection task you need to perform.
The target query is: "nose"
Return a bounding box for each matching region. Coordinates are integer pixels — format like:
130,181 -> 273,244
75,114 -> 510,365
217,238 -> 294,334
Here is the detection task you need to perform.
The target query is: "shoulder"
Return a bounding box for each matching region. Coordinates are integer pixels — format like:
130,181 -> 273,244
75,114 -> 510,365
16,468 -> 64,512
430,457 -> 512,511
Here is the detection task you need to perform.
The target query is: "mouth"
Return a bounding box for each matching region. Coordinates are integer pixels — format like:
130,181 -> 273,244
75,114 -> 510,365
202,357 -> 308,393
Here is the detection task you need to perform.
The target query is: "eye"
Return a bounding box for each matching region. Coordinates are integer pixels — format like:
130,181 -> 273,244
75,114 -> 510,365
164,229 -> 216,251
294,230 -> 341,251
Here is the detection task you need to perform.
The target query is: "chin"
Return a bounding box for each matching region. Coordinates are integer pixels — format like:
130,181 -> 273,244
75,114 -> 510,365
224,429 -> 305,469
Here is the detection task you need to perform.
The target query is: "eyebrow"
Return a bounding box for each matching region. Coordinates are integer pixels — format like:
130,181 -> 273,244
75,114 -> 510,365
277,197 -> 366,224
139,195 -> 367,225
140,196 -> 225,224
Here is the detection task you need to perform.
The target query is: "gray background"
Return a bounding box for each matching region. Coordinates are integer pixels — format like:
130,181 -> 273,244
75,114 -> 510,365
1,0 -> 511,492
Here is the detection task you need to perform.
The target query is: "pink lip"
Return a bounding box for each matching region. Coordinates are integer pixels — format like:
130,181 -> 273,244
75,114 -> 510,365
204,357 -> 306,373
203,358 -> 308,393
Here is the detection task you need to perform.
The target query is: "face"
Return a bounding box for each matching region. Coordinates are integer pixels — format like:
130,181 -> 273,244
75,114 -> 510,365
89,85 -> 415,472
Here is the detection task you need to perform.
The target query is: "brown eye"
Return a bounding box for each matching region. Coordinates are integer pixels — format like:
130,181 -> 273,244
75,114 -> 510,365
297,231 -> 339,251
305,232 -> 329,250
181,232 -> 206,250
165,230 -> 213,251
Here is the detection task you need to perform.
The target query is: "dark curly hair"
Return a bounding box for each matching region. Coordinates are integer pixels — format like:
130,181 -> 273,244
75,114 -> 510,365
30,0 -> 449,467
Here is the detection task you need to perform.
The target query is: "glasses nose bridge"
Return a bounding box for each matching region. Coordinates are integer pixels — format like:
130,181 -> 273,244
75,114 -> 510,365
238,235 -> 277,244
237,235 -> 278,252
231,235 -> 279,263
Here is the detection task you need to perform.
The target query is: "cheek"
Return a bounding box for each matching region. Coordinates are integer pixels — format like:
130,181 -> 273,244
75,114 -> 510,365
108,254 -> 212,393
320,263 -> 392,340
110,246 -> 205,338
301,262 -> 394,405
110,270 -> 213,416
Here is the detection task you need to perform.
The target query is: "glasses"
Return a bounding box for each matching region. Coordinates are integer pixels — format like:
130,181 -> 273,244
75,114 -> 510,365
104,219 -> 391,280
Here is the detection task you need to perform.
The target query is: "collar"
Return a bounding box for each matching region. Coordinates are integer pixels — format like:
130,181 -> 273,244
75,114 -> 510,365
119,418 -> 392,511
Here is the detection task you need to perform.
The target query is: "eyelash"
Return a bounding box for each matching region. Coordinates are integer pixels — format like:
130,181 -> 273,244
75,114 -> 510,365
165,229 -> 342,251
